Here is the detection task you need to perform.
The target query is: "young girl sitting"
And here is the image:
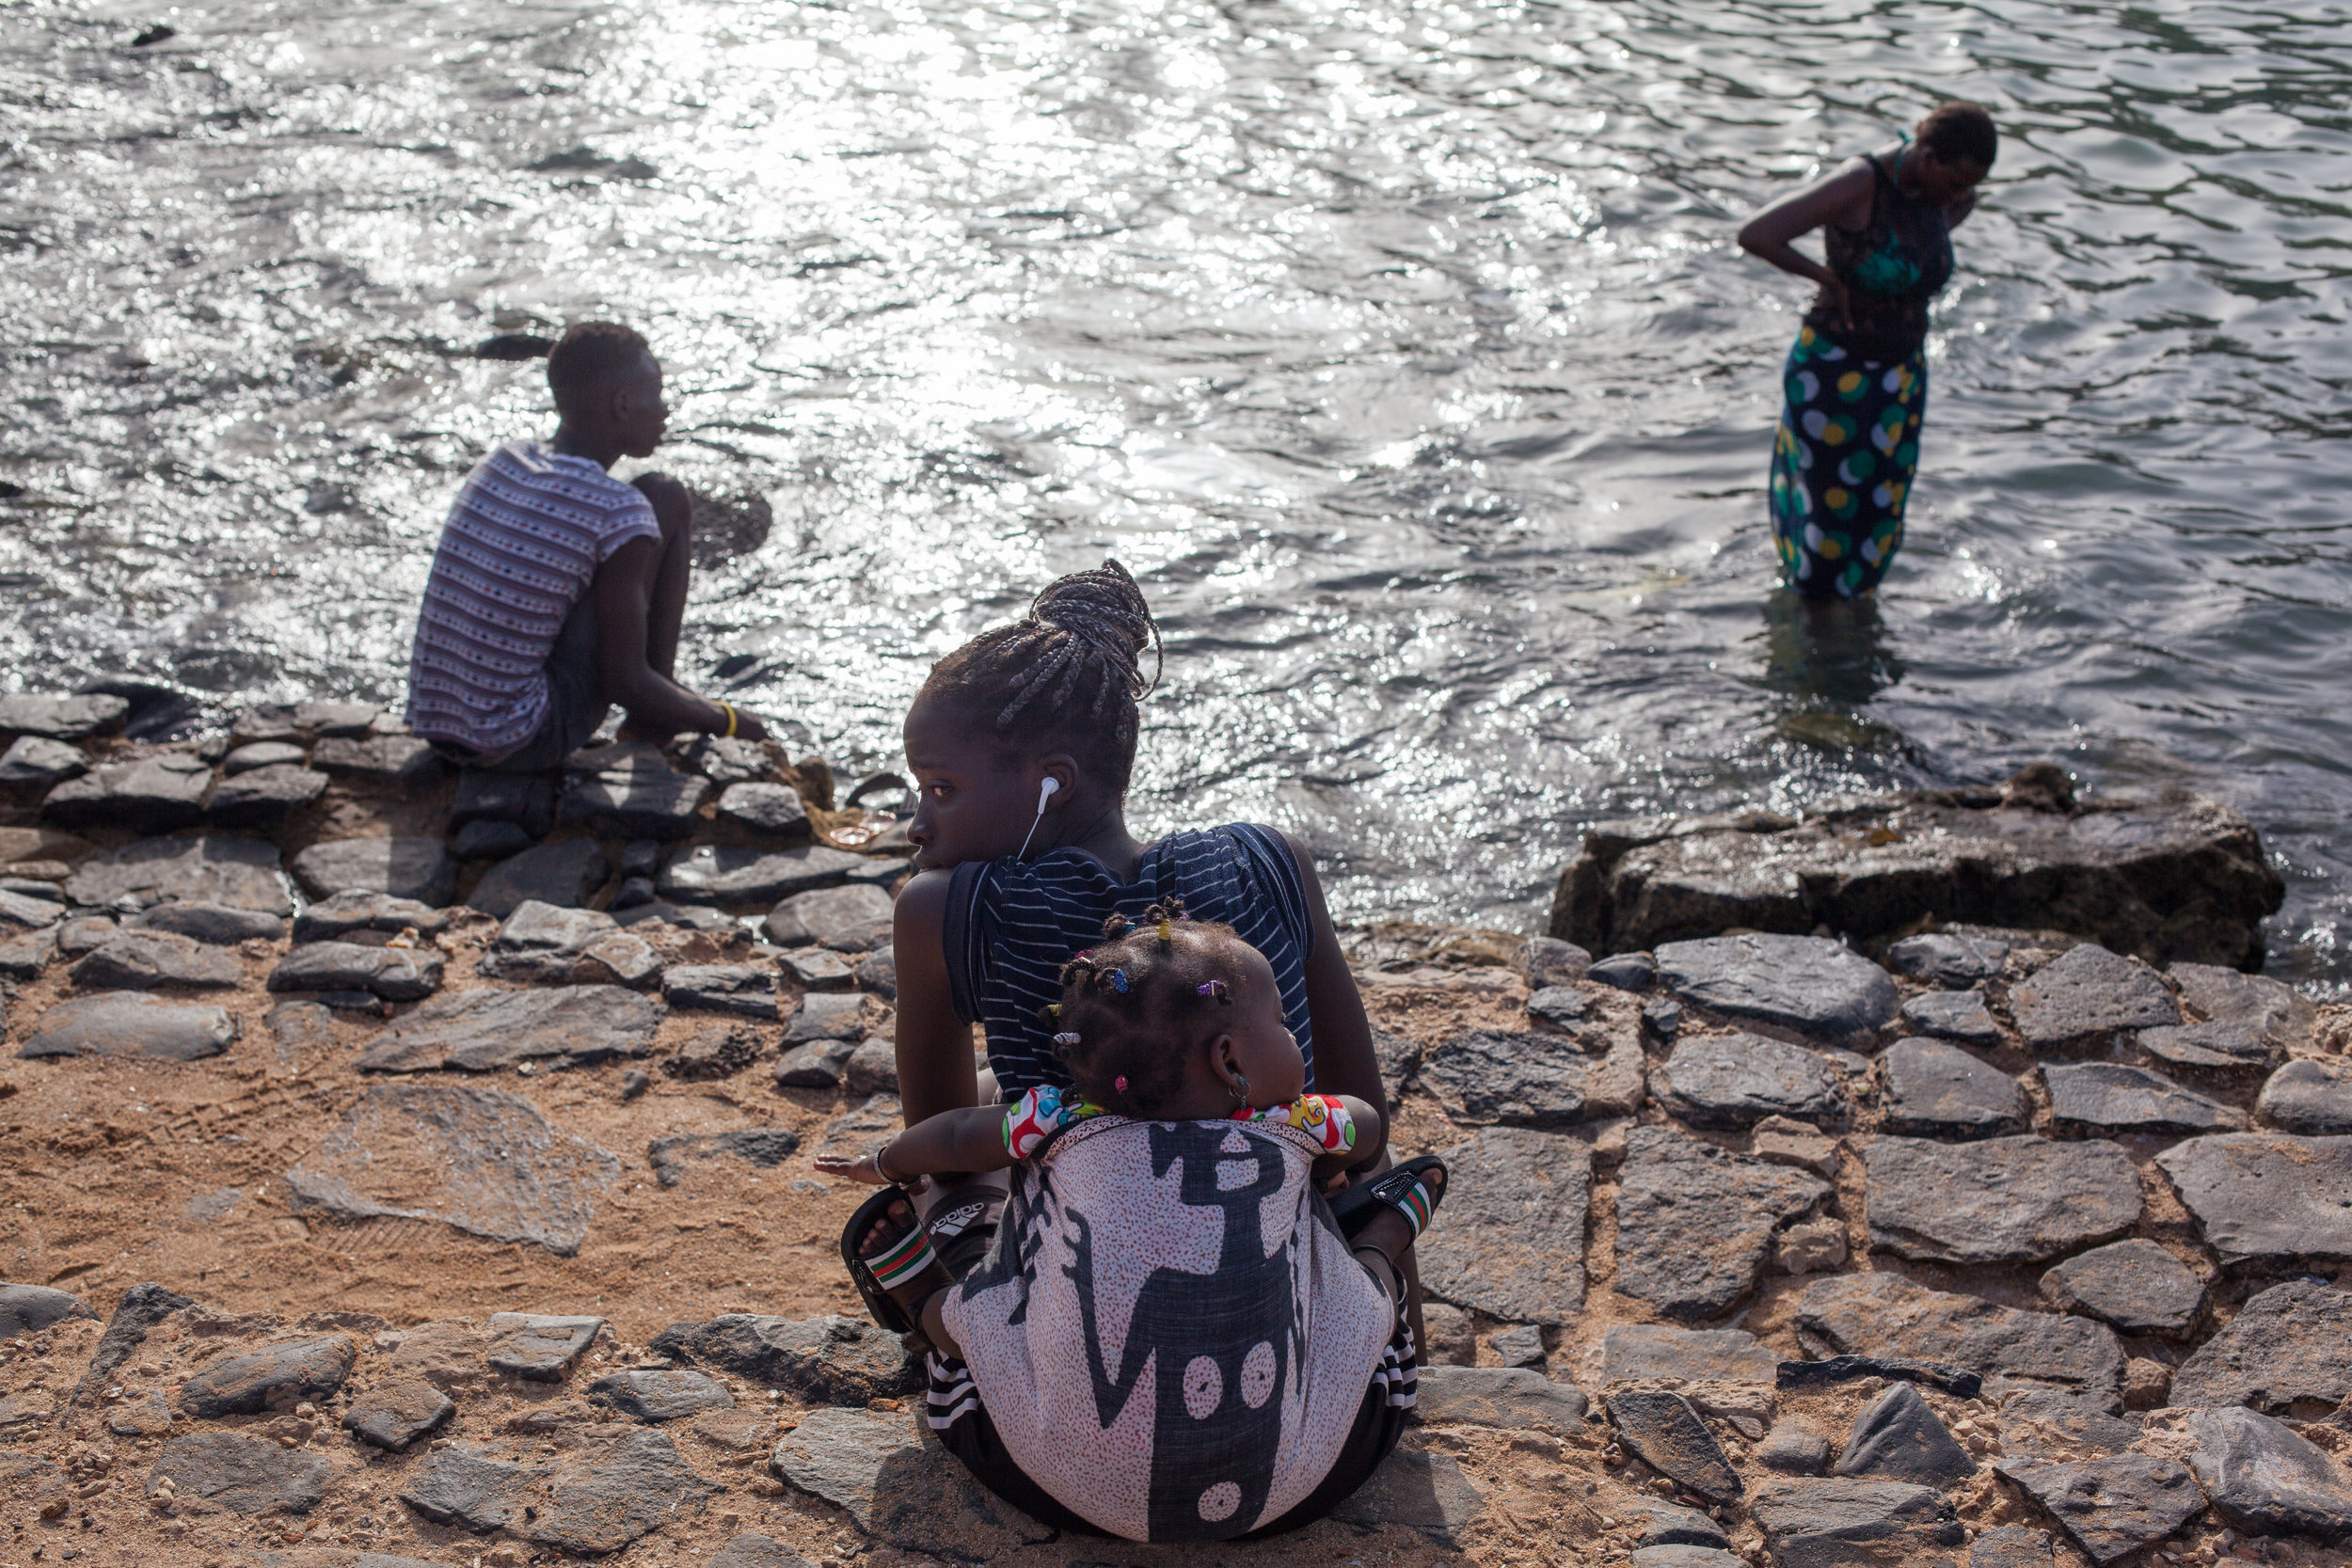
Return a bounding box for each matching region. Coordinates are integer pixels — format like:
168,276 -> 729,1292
816,909 -> 1447,1543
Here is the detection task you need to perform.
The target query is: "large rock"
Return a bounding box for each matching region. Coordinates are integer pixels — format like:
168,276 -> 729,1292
72,929 -> 243,990
2007,942 -> 2179,1049
1864,1135 -> 2143,1265
1834,1382 -> 1975,1488
1796,1274 -> 2125,1401
42,752 -> 211,832
1887,933 -> 2009,989
784,990 -> 866,1041
1993,1454 -> 2204,1564
355,986 -> 660,1074
469,839 -> 610,918
650,1314 -> 921,1404
1654,1032 -> 1847,1128
21,992 -> 237,1060
1652,934 -> 1897,1043
2042,1061 -> 2242,1134
1878,1038 -> 2027,1138
206,764 -> 328,828
1550,783 -> 2282,970
0,692 -> 128,738
662,963 -> 778,1019
311,733 -> 441,784
1746,1478 -> 1964,1567
179,1335 -> 357,1418
80,1281 -> 195,1394
768,1406 -> 1053,1552
2168,961 -> 2316,1064
0,736 -> 88,785
292,890 -> 450,943
1412,1366 -> 1588,1431
1613,1126 -> 1829,1322
268,941 -> 443,1002
1607,1390 -> 1740,1502
146,1431 -> 329,1515
1415,1127 -> 1592,1327
485,1312 -> 605,1378
403,1430 -> 716,1554
2167,1278 -> 2352,1414
2180,1404 -> 2352,1540
232,699 -> 378,743
1899,989 -> 2003,1047
292,837 -> 454,906
342,1378 -> 455,1450
477,900 -> 618,984
660,844 -> 876,906
1417,1029 -> 1587,1127
562,768 -> 709,840
1600,1323 -> 1777,1386
765,883 -> 895,950
2038,1240 -> 2205,1338
588,1369 -> 736,1422
0,888 -> 60,933
2258,1057 -> 2352,1134
130,901 -> 285,944
284,1083 -> 621,1255
716,782 -> 811,841
65,833 -> 291,913
0,1284 -> 93,1338
2154,1133 -> 2352,1267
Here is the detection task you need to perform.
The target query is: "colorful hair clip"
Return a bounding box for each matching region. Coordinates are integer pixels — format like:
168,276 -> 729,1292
1115,1075 -> 1129,1093
1053,1031 -> 1081,1049
1107,968 -> 1129,993
1196,980 -> 1231,1002
1158,915 -> 1174,942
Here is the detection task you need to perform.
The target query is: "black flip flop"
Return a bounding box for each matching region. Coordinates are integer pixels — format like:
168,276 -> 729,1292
840,1185 -> 931,1336
1329,1154 -> 1448,1243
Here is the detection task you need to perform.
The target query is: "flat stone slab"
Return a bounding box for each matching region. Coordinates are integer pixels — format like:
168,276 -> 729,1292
1796,1273 -> 2124,1401
1418,1028 -> 1587,1127
562,768 -> 710,839
1601,1323 -> 1778,1386
342,1377 -> 455,1449
269,941 -> 443,1001
717,782 -> 811,840
1654,1031 -> 1846,1128
0,692 -> 128,738
232,699 -> 378,742
72,929 -> 243,990
451,769 -> 556,836
2043,1061 -> 2242,1135
651,1313 -> 920,1404
0,735 -> 88,785
0,888 -> 59,933
2038,1240 -> 2205,1338
180,1334 -> 356,1418
1879,1037 -> 2028,1138
1966,1528 -> 2057,1567
785,990 -> 866,1041
1626,1499 -> 1732,1549
1834,1382 -> 1975,1488
1747,1477 -> 1964,1567
477,900 -> 616,983
2167,1277 -> 2352,1413
312,733 -> 440,784
1994,1454 -> 2204,1564
0,925 -> 53,980
2154,1132 -> 2352,1267
2171,961 -> 2315,1060
764,883 -> 895,950
1328,1449 -> 1486,1536
207,764 -> 328,828
293,890 -> 450,943
130,901 -> 285,944
782,947 -> 856,990
1412,1366 -> 1588,1431
402,1430 -> 716,1554
588,1369 -> 736,1422
1899,989 -> 2003,1046
285,1083 -> 621,1256
648,1130 -> 802,1189
0,1284 -> 93,1338
1994,1388 -> 2141,1463
1756,1426 -> 1831,1476
356,986 -> 661,1074
222,740 -> 305,774
2181,1404 -> 2352,1541
663,962 -> 779,1019
293,837 -> 454,906
2007,942 -> 2179,1049
485,1312 -> 605,1378
1653,933 -> 1898,1043
2257,1057 -> 2352,1133
64,833 -> 291,913
468,838 -> 611,919
677,734 -> 771,784
147,1431 -> 330,1515
42,752 -> 211,832
1865,1135 -> 2143,1266
769,1405 -> 1055,1550
1888,932 -> 2009,989
711,1534 -> 813,1568
22,991 -> 238,1060
660,844 -> 873,906
1614,1125 -> 1828,1322
1608,1390 -> 1740,1501
1416,1127 -> 1592,1326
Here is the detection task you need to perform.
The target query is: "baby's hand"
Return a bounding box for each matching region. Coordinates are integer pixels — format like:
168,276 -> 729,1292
814,1149 -> 890,1186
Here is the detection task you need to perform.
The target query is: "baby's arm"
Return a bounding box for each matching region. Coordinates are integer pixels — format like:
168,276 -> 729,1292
814,1104 -> 1013,1186
1311,1093 -> 1385,1185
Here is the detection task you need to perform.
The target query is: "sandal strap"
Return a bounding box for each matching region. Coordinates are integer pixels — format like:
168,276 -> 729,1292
1380,1172 -> 1438,1242
867,1224 -> 939,1291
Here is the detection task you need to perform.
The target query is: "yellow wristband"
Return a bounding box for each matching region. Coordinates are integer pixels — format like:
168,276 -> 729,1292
720,702 -> 737,739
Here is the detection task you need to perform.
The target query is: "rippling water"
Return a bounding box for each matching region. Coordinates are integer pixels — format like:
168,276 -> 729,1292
4,1 -> 2348,982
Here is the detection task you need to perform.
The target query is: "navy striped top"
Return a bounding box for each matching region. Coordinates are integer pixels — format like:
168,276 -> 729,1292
943,824 -> 1318,1098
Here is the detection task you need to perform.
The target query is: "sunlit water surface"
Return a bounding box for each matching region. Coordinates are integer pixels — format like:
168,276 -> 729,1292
4,1 -> 2349,984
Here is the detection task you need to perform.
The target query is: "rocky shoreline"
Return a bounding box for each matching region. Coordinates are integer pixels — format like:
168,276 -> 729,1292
3,696 -> 2350,1568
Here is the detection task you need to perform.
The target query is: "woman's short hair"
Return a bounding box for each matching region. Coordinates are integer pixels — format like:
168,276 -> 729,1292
1917,103 -> 1997,170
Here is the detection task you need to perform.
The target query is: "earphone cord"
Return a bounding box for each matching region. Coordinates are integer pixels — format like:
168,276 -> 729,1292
1017,812 -> 1045,863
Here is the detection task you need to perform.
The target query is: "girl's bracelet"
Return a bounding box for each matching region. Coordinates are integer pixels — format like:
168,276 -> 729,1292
719,702 -> 739,738
873,1144 -> 906,1185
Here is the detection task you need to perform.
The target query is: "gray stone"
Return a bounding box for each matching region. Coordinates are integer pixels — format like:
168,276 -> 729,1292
2181,1403 -> 2352,1541
1417,1127 -> 1592,1327
652,1313 -> 921,1403
72,928 -> 243,989
2137,1019 -> 2280,1076
342,1377 -> 455,1449
664,962 -> 778,1019
0,886 -> 58,932
0,692 -> 128,739
1628,1500 -> 1732,1549
1747,1477 -> 1964,1567
179,1334 -> 357,1417
786,990 -> 867,1041
43,752 -> 212,832
1899,989 -> 2003,1046
268,941 -> 443,1001
59,915 -> 115,953
1516,935 -> 1592,987
1629,1547 -> 1744,1568
0,735 -> 88,785
648,1129 -> 802,1188
765,883 -> 897,950
1589,952 -> 1657,990
1489,1323 -> 1546,1367
562,768 -> 710,839
222,740 -> 305,774
2039,1240 -> 2205,1338
2168,1277 -> 2352,1414
293,837 -> 454,906
711,1535 -> 814,1568
147,1431 -> 330,1515
1969,1527 -> 2057,1567
1644,997 -> 1684,1038
1607,1389 -> 1740,1501
662,1024 -> 763,1081
2155,1132 -> 2352,1267
1601,1323 -> 1778,1386
768,1405 -> 1054,1550
1888,933 -> 2009,989
1613,1125 -> 1828,1322
2258,1057 -> 2352,1133
80,1281 -> 195,1395
1418,1028 -> 1587,1128
679,734 -> 772,784
2043,1061 -> 2243,1135
1878,1037 -> 2026,1138
293,890 -> 450,943
1329,1449 -> 1486,1535
1835,1382 -> 1975,1488
620,839 -> 661,879
717,782 -> 811,840
1654,933 -> 1899,1043
21,991 -> 237,1060
613,897 -> 741,933
783,946 -> 856,990
1865,1135 -> 2143,1265
452,818 -> 532,860
773,1038 -> 856,1089
1526,985 -> 1589,1026
660,843 -> 874,906
2008,942 -> 2179,1049
477,899 -> 618,983
588,1368 -> 737,1422
1777,1356 -> 1984,1399
1655,1031 -> 1846,1129
484,1312 -> 605,1378
396,1442 -> 541,1531
285,1083 -> 621,1255
843,1036 -> 897,1097
230,700 -> 375,743
311,733 -> 441,784
1757,1425 -> 1832,1475
207,764 -> 328,828
404,1430 -> 717,1554
130,900 -> 284,943
64,833 -> 292,913
355,985 -> 660,1074
1796,1273 -> 2125,1401
1994,1454 -> 2204,1564
1411,1365 -> 1588,1431
0,925 -> 54,980
450,769 -> 555,837
2171,960 -> 2316,1061
1994,1388 -> 2142,1461
0,1284 -> 93,1338
468,838 -> 609,918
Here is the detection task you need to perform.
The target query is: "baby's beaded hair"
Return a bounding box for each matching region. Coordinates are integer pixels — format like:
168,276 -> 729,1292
1043,899 -> 1251,1117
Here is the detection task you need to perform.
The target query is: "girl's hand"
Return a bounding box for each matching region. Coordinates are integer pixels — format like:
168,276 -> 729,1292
1819,276 -> 1854,331
814,1148 -> 893,1186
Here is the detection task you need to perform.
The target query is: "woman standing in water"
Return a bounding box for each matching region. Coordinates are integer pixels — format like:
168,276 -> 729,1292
1739,103 -> 1996,598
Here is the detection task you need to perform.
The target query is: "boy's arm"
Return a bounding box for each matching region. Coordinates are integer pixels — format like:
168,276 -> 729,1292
1280,830 -> 1388,1172
891,869 -> 981,1130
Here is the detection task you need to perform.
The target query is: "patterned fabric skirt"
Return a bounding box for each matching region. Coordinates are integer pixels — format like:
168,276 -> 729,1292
1769,325 -> 1928,598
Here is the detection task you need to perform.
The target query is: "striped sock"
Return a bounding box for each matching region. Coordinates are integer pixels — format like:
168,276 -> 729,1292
868,1226 -> 938,1292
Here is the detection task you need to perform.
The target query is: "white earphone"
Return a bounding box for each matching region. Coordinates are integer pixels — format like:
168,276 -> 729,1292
1017,776 -> 1061,861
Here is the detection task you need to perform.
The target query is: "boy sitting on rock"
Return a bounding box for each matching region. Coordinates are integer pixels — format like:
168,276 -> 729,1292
405,321 -> 764,770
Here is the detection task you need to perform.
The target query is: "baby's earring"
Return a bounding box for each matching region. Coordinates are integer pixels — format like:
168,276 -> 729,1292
1229,1070 -> 1250,1103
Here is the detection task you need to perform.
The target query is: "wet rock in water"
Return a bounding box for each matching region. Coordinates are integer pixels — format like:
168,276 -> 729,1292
451,769 -> 556,838
1606,1389 -> 1740,1501
2180,1404 -> 2352,1540
453,817 -> 533,860
1600,1323 -> 1777,1386
206,764 -> 328,828
130,900 -> 284,943
0,1284 -> 93,1338
2167,1277 -> 2352,1413
648,1129 -> 801,1188
1878,1037 -> 2029,1138
179,1334 -> 357,1418
1526,985 -> 1588,1026
469,838 -> 609,918
652,1313 -> 920,1403
663,962 -> 778,1019
1969,1526 -> 2058,1567
717,782 -> 811,841
1416,1127 -> 1591,1327
661,843 -> 874,905
1588,952 -> 1657,991
1654,933 -> 1899,1043
588,1369 -> 736,1422
2038,1240 -> 2205,1338
2008,942 -> 2179,1049
221,740 -> 304,774
563,768 -> 710,840
312,733 -> 440,784
0,735 -> 88,785
1993,1454 -> 2204,1564
2154,1132 -> 2352,1267
477,899 -> 616,983
764,883 -> 895,949
1864,1135 -> 2142,1266
485,1312 -> 605,1378
285,1083 -> 621,1256
43,752 -> 212,832
1756,1425 -> 1832,1476
782,946 -> 855,990
773,1038 -> 856,1089
785,990 -> 866,1041
0,925 -> 53,980
292,890 -> 450,943
72,928 -> 243,990
1834,1382 -> 1975,1488
1330,1449 -> 1486,1536
293,836 -> 455,906
1654,1031 -> 1847,1129
1418,1029 -> 1587,1127
2042,1061 -> 2242,1134
268,940 -> 443,1001
0,691 -> 129,739
843,1036 -> 897,1096
146,1430 -> 330,1515
770,1405 -> 1056,1550
2257,1057 -> 2352,1133
1796,1273 -> 2125,1402
355,985 -> 660,1073
1516,935 -> 1592,988
1746,1477 -> 1964,1566
22,991 -> 237,1060
1613,1125 -> 1829,1322
1412,1366 -> 1588,1431
341,1377 -> 455,1449
1887,932 -> 2009,989
1899,989 -> 2003,1047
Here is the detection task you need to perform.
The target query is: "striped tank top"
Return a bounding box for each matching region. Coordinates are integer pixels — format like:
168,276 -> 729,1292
943,824 -> 1317,1098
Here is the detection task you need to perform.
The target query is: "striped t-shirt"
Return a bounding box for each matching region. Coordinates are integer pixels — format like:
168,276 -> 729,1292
943,824 -> 1317,1097
404,441 -> 661,755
